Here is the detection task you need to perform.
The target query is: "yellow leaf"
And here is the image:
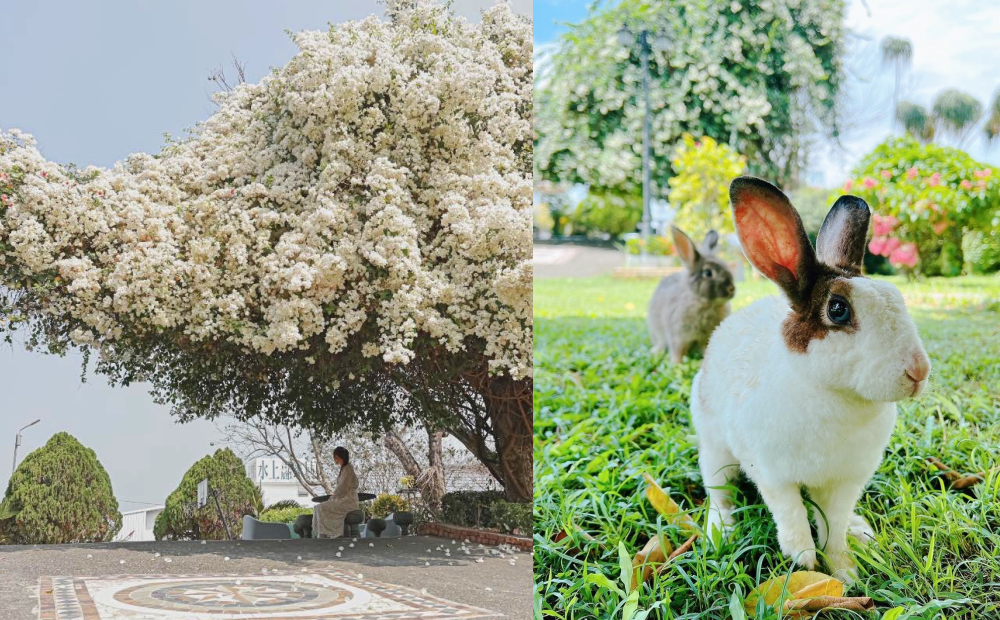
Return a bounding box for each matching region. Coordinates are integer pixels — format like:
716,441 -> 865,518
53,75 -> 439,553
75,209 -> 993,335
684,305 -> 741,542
630,535 -> 673,591
791,577 -> 843,599
641,473 -> 699,534
744,571 -> 844,618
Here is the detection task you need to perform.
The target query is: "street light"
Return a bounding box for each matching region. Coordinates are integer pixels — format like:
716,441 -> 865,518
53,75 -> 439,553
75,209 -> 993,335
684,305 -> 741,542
618,26 -> 672,260
11,419 -> 40,477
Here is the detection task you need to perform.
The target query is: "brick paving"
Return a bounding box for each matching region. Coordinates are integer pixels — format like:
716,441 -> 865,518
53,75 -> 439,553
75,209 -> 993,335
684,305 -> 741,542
0,536 -> 531,620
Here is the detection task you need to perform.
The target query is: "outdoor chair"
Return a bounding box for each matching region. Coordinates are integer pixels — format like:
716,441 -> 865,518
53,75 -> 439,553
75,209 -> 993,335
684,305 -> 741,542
241,515 -> 292,540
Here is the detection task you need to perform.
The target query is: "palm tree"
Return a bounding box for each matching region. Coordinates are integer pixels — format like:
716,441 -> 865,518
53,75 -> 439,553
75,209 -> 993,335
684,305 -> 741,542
880,36 -> 913,132
932,89 -> 983,148
985,89 -> 1000,147
895,101 -> 934,143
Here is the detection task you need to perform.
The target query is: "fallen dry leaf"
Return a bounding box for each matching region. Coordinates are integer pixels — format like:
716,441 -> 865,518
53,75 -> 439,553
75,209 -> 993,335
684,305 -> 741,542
630,535 -> 672,591
783,596 -> 875,614
553,523 -> 604,555
745,571 -> 847,618
667,533 -> 698,560
642,473 -> 700,534
927,456 -> 998,490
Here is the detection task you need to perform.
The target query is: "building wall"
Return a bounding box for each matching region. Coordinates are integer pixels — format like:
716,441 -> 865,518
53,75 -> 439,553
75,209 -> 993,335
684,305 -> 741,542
113,506 -> 163,542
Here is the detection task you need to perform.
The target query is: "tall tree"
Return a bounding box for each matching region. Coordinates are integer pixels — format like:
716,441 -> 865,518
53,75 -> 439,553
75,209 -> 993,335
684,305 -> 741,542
0,2 -> 533,502
895,101 -> 935,143
0,432 -> 122,544
154,448 -> 263,540
933,89 -> 984,148
985,89 -> 1000,146
534,0 -> 847,192
880,36 -> 913,132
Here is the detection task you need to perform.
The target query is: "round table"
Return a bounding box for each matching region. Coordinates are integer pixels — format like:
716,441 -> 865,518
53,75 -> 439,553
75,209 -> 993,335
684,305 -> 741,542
311,492 -> 376,503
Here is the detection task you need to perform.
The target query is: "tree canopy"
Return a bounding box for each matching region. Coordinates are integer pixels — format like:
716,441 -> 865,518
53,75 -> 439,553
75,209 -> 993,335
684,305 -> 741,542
0,432 -> 121,544
0,1 -> 533,501
534,0 -> 847,192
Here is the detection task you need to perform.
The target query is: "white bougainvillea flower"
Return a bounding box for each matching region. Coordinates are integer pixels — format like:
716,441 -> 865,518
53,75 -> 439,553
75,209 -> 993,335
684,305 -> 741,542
0,1 -> 531,381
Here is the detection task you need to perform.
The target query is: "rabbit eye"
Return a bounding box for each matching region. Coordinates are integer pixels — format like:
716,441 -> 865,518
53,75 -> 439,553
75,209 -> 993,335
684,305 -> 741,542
827,295 -> 852,326
702,268 -> 713,278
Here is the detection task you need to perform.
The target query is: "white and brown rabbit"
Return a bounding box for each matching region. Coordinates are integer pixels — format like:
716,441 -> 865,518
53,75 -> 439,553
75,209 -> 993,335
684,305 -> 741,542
648,226 -> 735,363
691,176 -> 931,585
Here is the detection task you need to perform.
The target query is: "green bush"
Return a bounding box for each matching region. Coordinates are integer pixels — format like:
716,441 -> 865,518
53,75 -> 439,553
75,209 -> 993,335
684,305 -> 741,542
570,191 -> 642,237
371,493 -> 409,518
154,448 -> 262,540
484,500 -> 532,535
963,228 -> 1000,274
623,235 -> 674,257
0,432 -> 121,544
259,505 -> 312,524
440,490 -> 529,534
847,136 -> 1000,275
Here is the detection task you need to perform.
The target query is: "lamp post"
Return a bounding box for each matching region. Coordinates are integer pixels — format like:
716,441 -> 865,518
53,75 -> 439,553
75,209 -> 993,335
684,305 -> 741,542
618,26 -> 671,261
11,419 -> 40,477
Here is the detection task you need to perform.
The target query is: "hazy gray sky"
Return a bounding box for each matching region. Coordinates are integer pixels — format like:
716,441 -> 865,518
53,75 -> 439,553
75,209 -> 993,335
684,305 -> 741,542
0,0 -> 530,513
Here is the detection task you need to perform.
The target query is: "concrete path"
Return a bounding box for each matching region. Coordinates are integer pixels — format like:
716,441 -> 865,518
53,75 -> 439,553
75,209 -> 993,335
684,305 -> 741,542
533,244 -> 623,279
0,535 -> 530,619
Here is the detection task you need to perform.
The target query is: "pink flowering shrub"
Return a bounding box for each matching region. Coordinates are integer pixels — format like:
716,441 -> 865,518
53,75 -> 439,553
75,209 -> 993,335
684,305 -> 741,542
844,137 -> 1000,276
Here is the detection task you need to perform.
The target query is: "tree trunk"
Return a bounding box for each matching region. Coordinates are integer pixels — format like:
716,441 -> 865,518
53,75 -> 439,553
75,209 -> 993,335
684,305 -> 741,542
483,376 -> 533,503
424,429 -> 446,513
382,427 -> 445,512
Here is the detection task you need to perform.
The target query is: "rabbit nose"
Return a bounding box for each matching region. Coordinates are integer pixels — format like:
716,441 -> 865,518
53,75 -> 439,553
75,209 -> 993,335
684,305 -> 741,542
905,350 -> 930,384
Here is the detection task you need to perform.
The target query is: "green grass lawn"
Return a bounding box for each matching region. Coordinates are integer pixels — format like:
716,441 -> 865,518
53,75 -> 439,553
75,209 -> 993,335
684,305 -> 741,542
533,274 -> 1000,619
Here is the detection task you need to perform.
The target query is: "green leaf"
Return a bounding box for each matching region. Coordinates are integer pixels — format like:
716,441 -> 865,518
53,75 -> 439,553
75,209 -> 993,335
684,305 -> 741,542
585,572 -> 625,599
622,589 -> 640,620
729,586 -> 746,620
881,608 -> 905,620
618,541 -> 633,593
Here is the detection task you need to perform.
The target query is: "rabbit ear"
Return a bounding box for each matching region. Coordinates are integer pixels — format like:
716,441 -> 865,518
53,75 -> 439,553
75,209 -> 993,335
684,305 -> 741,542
730,176 -> 816,308
816,195 -> 870,274
702,230 -> 720,252
670,225 -> 700,268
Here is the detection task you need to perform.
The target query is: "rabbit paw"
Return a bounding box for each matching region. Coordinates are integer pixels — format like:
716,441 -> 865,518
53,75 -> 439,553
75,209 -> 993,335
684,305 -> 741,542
847,513 -> 875,543
706,508 -> 734,545
828,551 -> 858,588
778,530 -> 817,570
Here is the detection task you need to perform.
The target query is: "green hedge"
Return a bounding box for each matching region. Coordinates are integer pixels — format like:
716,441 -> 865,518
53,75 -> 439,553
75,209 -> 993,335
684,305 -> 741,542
441,490 -> 530,534
259,505 -> 312,524
371,494 -> 409,518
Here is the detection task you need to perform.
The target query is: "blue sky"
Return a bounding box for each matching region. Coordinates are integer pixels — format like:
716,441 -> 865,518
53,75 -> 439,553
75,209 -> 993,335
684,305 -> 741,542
0,0 -> 528,514
533,0 -> 588,46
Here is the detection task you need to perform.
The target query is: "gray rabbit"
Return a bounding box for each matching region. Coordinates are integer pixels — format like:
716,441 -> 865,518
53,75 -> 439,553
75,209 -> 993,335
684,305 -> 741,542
647,227 -> 735,363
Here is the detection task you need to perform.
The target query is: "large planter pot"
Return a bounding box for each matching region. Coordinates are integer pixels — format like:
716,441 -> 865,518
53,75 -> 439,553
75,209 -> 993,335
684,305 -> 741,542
293,514 -> 313,539
388,511 -> 414,536
366,517 -> 386,538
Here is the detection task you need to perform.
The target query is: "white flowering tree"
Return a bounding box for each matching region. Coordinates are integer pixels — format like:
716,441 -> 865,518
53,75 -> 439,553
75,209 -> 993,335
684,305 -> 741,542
0,1 -> 533,501
534,0 -> 846,192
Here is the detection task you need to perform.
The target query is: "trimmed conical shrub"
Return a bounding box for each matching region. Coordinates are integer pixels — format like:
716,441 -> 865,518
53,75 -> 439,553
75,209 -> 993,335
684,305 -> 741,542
154,448 -> 262,540
0,432 -> 121,544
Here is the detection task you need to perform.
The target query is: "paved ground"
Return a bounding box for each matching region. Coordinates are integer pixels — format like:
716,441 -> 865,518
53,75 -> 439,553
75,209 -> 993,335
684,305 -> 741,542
533,244 -> 623,278
0,535 -> 531,619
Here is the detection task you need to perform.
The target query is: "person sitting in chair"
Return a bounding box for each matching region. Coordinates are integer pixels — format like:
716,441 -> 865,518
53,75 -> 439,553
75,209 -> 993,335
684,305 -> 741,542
313,446 -> 359,538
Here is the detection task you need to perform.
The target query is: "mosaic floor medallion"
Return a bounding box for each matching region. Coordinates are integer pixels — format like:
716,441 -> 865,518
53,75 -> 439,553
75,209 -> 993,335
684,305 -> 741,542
38,570 -> 498,619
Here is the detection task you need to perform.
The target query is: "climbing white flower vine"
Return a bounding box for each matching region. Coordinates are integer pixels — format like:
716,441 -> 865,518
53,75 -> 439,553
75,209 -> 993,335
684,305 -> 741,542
0,1 -> 533,380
